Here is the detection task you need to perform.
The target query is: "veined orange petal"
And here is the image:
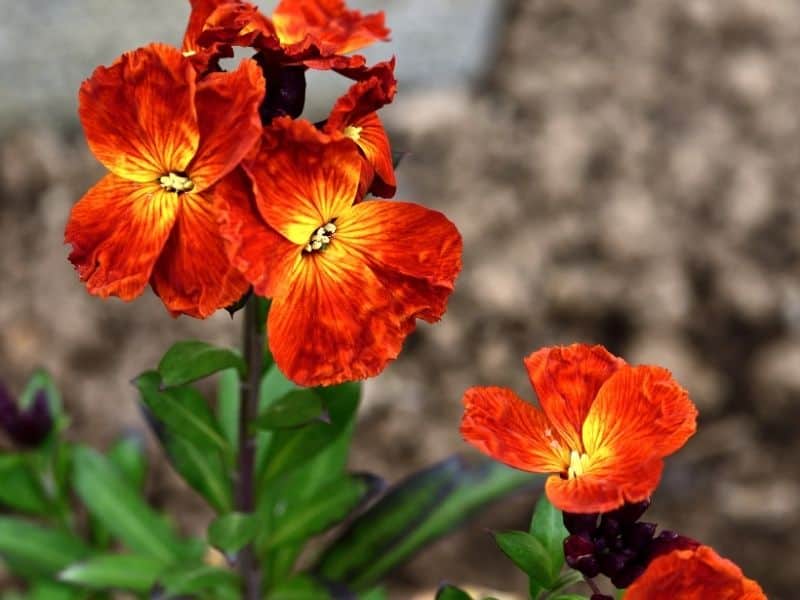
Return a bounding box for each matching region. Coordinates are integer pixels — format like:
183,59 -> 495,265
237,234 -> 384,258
65,174 -> 179,301
326,59 -> 397,130
349,112 -> 396,198
246,118 -> 361,244
189,58 -> 265,192
150,184 -> 249,319
626,545 -> 766,600
79,43 -> 199,181
335,200 -> 462,320
524,344 -> 626,453
183,0 -> 237,54
461,387 -> 567,473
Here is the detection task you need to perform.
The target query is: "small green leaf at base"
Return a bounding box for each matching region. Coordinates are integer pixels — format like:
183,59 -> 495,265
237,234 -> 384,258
529,494 -> 569,582
436,584 -> 474,600
158,340 -> 246,387
208,512 -> 257,554
494,530 -> 554,588
59,554 -> 166,592
254,389 -> 326,430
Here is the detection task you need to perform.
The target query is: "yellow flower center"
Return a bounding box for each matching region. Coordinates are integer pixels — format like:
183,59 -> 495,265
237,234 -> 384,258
304,221 -> 337,254
159,172 -> 194,193
567,449 -> 591,480
343,125 -> 363,142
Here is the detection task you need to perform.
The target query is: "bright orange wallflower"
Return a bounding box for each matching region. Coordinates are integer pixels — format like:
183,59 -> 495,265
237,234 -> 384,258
65,43 -> 264,318
325,59 -> 397,198
218,118 -> 462,386
461,344 -> 698,513
182,0 -> 236,72
197,0 -> 389,70
626,545 -> 766,600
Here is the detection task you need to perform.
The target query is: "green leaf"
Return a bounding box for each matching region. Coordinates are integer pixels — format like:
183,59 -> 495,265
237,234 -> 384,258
19,369 -> 62,415
136,371 -> 229,453
158,340 -> 246,387
160,565 -> 240,599
267,474 -> 375,549
254,389 -> 326,430
254,364 -> 299,475
359,588 -> 388,600
266,575 -> 330,599
0,517 -> 90,576
0,455 -> 50,514
27,581 -> 85,600
208,513 -> 257,554
72,446 -> 184,561
550,596 -> 589,600
107,435 -> 147,490
436,585 -> 474,600
59,554 -> 166,592
315,457 -> 537,590
217,368 -> 241,450
494,531 -> 553,588
529,494 -> 568,584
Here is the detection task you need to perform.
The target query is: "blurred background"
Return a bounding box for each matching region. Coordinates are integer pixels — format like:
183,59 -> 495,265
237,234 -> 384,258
2,0 -> 799,597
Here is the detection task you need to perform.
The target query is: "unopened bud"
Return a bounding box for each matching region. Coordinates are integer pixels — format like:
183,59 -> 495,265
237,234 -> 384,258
0,384 -> 53,447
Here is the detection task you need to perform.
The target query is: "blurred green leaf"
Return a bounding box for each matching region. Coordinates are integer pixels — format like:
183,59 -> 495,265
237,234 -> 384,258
494,531 -> 553,588
27,581 -> 85,600
107,435 -> 147,491
59,554 -> 166,592
530,494 -> 568,583
359,588 -> 388,600
436,585 -> 474,600
0,517 -> 90,576
159,565 -> 240,599
19,369 -> 62,415
254,389 -> 326,430
254,364 -> 298,476
550,596 -> 589,600
72,446 -> 184,561
217,368 -> 241,450
315,457 -> 537,590
0,455 -> 49,514
266,575 -> 330,599
208,513 -> 257,554
158,340 -> 246,387
136,372 -> 229,453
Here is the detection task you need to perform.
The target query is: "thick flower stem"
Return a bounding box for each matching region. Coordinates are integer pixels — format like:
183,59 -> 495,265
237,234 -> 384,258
237,297 -> 264,599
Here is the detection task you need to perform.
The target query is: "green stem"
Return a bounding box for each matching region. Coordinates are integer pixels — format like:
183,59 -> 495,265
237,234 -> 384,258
237,297 -> 264,599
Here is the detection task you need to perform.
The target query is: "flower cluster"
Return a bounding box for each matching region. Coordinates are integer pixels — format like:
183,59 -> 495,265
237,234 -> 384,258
65,0 -> 462,387
461,343 -> 765,597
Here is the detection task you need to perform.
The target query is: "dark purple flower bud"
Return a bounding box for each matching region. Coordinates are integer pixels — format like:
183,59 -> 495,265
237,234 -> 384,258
256,58 -> 307,122
574,555 -> 600,578
591,594 -> 614,600
599,515 -> 621,541
564,534 -> 595,567
609,499 -> 651,524
598,551 -> 629,577
563,511 -> 599,536
624,521 -> 657,551
645,530 -> 700,562
611,561 -> 646,589
0,385 -> 53,448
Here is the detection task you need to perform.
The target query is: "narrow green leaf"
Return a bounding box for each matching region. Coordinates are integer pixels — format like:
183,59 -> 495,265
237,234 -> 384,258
254,389 -> 326,430
0,517 -> 90,576
266,575 -> 330,599
0,455 -> 50,514
217,368 -> 241,449
59,554 -> 166,592
27,581 -> 84,600
494,531 -> 553,588
529,494 -> 568,583
71,446 -> 183,561
255,364 -> 299,475
359,588 -> 388,600
136,372 -> 229,452
159,565 -> 240,598
107,435 -> 147,490
161,433 -> 233,514
208,513 -> 257,554
158,340 -> 246,387
436,584 -> 474,600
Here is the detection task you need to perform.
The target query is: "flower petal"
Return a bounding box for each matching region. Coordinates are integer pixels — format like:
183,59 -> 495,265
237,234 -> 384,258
79,43 -> 199,181
326,59 -> 397,130
189,58 -> 265,192
461,387 -> 567,473
349,112 -> 396,198
246,118 -> 361,244
183,0 -> 238,59
626,545 -> 766,600
335,200 -> 462,321
65,174 -> 179,301
524,344 -> 626,452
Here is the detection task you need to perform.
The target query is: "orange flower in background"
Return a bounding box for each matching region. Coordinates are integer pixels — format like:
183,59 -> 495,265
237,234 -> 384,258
325,59 -> 398,198
626,545 -> 766,600
218,118 -> 462,386
182,0 -> 237,72
65,43 -> 264,318
461,344 -> 698,513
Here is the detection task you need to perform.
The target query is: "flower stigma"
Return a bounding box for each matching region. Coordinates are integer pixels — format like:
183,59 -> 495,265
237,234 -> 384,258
159,172 -> 195,193
304,221 -> 337,253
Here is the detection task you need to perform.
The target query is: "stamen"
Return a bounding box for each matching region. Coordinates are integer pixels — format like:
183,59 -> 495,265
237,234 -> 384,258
567,449 -> 591,479
343,125 -> 363,141
159,172 -> 194,193
304,220 -> 337,254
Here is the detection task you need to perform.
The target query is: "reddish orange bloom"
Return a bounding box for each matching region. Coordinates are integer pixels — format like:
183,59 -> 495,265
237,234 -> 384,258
627,545 -> 766,600
218,118 -> 462,386
182,0 -> 237,72
325,59 -> 397,198
65,43 -> 264,318
461,344 -> 698,513
197,0 -> 389,70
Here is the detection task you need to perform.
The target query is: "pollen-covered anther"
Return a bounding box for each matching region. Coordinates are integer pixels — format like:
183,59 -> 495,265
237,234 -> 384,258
159,172 -> 195,193
568,449 -> 591,479
304,221 -> 337,253
343,125 -> 363,141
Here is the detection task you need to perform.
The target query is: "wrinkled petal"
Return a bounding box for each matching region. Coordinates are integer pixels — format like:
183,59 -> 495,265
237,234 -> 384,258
79,43 -> 198,181
245,118 -> 360,244
183,0 -> 239,58
349,112 -> 396,198
336,200 -> 462,320
65,174 -> 179,301
189,58 -> 265,191
626,545 -> 766,600
461,387 -> 567,473
200,2 -> 279,52
524,344 -> 626,452
326,58 -> 397,130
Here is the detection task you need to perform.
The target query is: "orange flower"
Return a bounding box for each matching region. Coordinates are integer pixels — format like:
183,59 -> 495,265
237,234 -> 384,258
460,344 -> 698,513
197,0 -> 389,70
218,118 -> 462,386
626,545 -> 766,600
182,0 -> 236,72
325,59 -> 397,198
65,43 -> 264,318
